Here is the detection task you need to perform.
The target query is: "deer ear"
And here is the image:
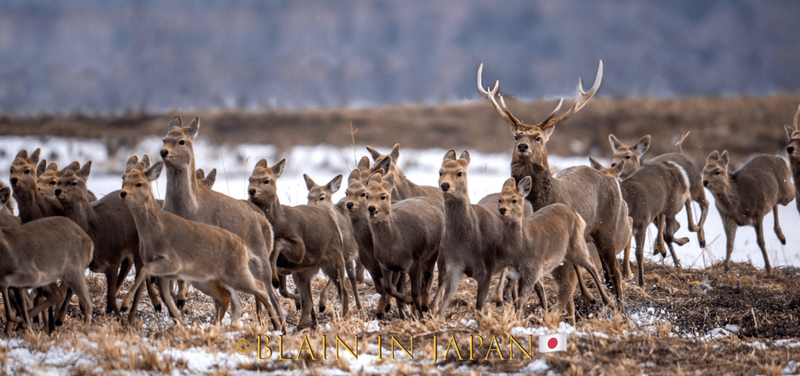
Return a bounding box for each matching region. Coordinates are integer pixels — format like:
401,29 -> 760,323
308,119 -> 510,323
65,161 -> 81,172
168,116 -> 183,131
348,168 -> 361,183
186,117 -> 200,139
613,160 -> 625,176
609,134 -> 623,151
367,172 -> 383,186
29,148 -> 41,164
502,177 -> 516,190
366,146 -> 381,161
719,150 -> 729,167
443,150 -> 457,161
272,158 -> 286,178
79,161 -> 92,180
588,156 -> 604,170
14,149 -> 28,160
517,176 -> 532,197
459,150 -> 471,164
328,174 -> 343,193
357,156 -> 371,171
706,150 -> 720,164
375,156 -> 392,175
255,158 -> 268,169
126,155 -> 139,167
196,169 -> 206,180
142,154 -> 152,168
146,162 -> 164,181
389,144 -> 400,163
47,162 -> 58,172
303,174 -> 316,191
37,159 -> 47,177
636,135 -> 651,156
205,169 -> 216,187
786,125 -> 795,140
383,172 -> 396,189
0,186 -> 10,206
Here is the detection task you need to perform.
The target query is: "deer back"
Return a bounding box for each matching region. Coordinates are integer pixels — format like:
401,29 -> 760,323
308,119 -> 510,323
619,161 -> 691,223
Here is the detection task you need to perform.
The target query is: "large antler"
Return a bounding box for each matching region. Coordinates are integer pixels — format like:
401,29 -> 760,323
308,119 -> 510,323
477,61 -> 603,130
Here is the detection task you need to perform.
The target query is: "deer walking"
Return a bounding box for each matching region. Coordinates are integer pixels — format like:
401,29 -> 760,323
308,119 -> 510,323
702,151 -> 794,274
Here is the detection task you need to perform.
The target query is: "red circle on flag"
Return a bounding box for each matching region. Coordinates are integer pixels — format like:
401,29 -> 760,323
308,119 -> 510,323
547,338 -> 558,349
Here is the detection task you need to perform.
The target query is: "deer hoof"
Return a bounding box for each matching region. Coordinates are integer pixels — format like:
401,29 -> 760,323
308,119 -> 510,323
294,302 -> 301,311
421,305 -> 429,313
780,237 -> 786,246
55,320 -> 63,327
32,316 -> 40,324
495,300 -> 504,307
120,305 -> 129,313
318,305 -> 326,313
699,240 -> 706,248
376,312 -> 385,320
272,280 -> 280,288
176,299 -> 186,309
153,304 -> 162,313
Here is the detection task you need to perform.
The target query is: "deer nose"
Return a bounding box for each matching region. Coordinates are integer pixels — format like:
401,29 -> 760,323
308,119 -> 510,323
517,144 -> 529,153
10,177 -> 17,185
55,189 -> 62,196
368,206 -> 376,214
703,180 -> 708,187
120,191 -> 127,198
788,146 -> 795,154
440,182 -> 450,192
346,202 -> 354,210
499,208 -> 506,215
160,149 -> 169,158
248,188 -> 256,196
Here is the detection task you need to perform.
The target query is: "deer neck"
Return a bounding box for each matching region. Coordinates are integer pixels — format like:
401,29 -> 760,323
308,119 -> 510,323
13,187 -> 46,223
126,196 -> 164,238
389,170 -> 415,200
501,218 -> 526,256
164,160 -> 200,215
369,213 -> 398,247
60,197 -> 96,234
511,159 -> 554,210
253,194 -> 285,225
711,180 -> 741,214
444,194 -> 476,235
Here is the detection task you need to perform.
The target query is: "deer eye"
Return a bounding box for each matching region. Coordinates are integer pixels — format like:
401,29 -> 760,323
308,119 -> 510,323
50,181 -> 56,185
535,136 -> 542,142
24,170 -> 30,174
264,180 -> 270,184
71,182 -> 77,186
456,172 -> 462,177
361,193 -> 366,197
162,139 -> 166,144
514,135 -> 518,141
381,195 -> 387,201
625,155 -> 631,159
319,197 -> 325,201
512,199 -> 517,204
714,171 -> 720,175
439,172 -> 442,176
179,140 -> 185,145
136,183 -> 142,187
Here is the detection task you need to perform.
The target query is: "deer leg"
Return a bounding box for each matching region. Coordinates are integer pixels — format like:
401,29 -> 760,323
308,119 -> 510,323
126,281 -> 146,325
345,259 -> 362,310
395,272 -> 408,319
695,196 -> 709,247
63,268 -> 93,332
568,248 -> 616,310
55,287 -> 73,326
407,266 -> 424,317
685,200 -> 699,232
722,219 -> 737,272
293,272 -> 315,328
436,263 -> 464,320
3,286 -> 17,335
515,269 -> 540,319
418,252 -> 439,312
27,283 -> 64,320
550,264 -> 577,322
666,216 -> 689,247
533,280 -> 548,313
317,279 -> 334,314
174,280 -> 188,310
653,214 -> 668,257
380,268 -> 412,305
104,268 -> 121,316
143,275 -> 162,313
121,259 -> 184,325
622,237 -> 634,280
116,258 -> 133,288
474,268 -> 493,314
494,267 -> 508,306
192,281 -> 231,326
773,205 -> 786,245
634,226 -> 646,287
754,221 -> 772,275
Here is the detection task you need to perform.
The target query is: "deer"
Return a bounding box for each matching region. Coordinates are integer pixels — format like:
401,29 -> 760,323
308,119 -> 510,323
477,61 -> 630,314
366,144 -> 443,202
497,177 -> 615,318
10,149 -> 64,222
55,158 -> 164,319
1,214 -> 94,335
247,158 -> 349,328
702,151 -> 794,275
365,172 -> 445,316
343,164 -> 408,320
303,173 -> 362,312
159,116 -> 283,331
38,160 -> 98,203
608,132 -> 710,249
117,161 -> 281,327
434,150 -> 550,319
784,105 -> 800,217
195,168 -> 217,189
589,157 -> 692,286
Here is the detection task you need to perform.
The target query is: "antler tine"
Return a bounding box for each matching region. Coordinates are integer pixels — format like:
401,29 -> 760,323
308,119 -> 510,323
541,60 -> 604,129
477,63 -> 522,127
794,104 -> 800,129
530,97 -> 564,128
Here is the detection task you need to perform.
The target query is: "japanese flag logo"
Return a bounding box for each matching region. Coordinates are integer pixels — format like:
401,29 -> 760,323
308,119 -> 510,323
538,333 -> 567,353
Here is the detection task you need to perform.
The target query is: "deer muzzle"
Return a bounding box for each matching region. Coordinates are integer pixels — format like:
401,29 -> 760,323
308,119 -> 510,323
440,182 -> 450,192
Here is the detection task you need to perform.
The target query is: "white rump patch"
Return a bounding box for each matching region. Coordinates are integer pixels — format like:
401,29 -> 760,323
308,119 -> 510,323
666,161 -> 691,200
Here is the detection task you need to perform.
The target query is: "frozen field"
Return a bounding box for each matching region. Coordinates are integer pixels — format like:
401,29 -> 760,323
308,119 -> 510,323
1,135 -> 797,270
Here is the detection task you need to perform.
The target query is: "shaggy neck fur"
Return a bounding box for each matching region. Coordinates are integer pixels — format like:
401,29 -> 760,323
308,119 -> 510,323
511,159 -> 554,211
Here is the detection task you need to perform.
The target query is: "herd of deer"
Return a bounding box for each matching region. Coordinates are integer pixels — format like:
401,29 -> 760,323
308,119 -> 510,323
2,61 -> 799,335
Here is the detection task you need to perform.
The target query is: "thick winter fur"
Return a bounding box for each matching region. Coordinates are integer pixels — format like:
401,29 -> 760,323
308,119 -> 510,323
159,116 -> 282,330
609,134 -> 710,248
10,149 -> 64,222
248,158 -> 348,328
0,216 -> 93,334
365,172 -> 444,316
702,151 -> 794,274
497,177 -> 615,318
304,173 -> 362,312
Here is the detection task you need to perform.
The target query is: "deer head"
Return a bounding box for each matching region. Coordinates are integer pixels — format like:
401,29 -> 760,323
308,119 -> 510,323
247,158 -> 286,206
36,161 -> 61,198
477,61 -> 603,169
304,174 -> 343,206
785,105 -> 800,164
10,148 -> 41,192
497,176 -> 532,221
438,150 -> 470,197
196,168 -> 217,189
55,161 -> 92,204
366,144 -> 401,177
702,150 -> 730,192
365,172 -> 395,220
588,157 -> 625,180
608,135 -> 650,179
120,161 -> 164,205
161,116 -> 199,169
